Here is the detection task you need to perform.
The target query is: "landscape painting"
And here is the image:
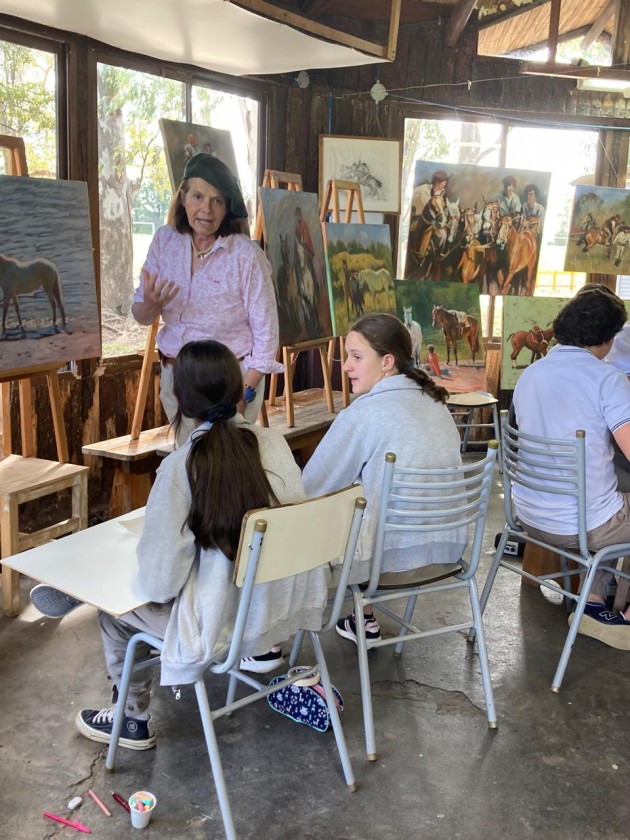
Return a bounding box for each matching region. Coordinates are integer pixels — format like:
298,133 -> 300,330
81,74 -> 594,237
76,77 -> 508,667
564,184 -> 630,274
159,118 -> 238,192
394,279 -> 485,393
0,176 -> 100,376
323,222 -> 396,336
500,296 -> 566,390
404,160 -> 551,296
259,188 -> 332,345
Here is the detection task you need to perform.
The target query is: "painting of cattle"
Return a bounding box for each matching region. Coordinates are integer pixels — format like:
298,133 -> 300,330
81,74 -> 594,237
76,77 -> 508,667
0,176 -> 100,376
564,184 -> 630,274
323,222 -> 396,336
500,296 -> 566,390
403,160 -> 551,296
394,279 -> 485,393
259,188 -> 332,345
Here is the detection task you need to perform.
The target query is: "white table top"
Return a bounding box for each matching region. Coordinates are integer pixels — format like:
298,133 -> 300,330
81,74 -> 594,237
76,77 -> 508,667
2,510 -> 148,617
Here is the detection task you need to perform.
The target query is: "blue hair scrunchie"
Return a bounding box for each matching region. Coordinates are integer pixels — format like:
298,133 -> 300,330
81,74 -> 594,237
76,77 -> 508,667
204,400 -> 237,424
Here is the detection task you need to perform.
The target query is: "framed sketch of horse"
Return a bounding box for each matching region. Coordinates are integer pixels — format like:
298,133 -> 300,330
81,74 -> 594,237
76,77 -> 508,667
159,118 -> 238,193
259,188 -> 332,345
403,160 -> 551,296
322,222 -> 397,336
500,296 -> 566,390
0,176 -> 100,377
564,185 -> 630,275
319,136 -> 401,214
394,279 -> 485,393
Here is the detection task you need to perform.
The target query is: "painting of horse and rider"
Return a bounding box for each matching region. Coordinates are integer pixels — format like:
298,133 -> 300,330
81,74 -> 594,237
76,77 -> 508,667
259,189 -> 333,346
0,176 -> 100,377
395,279 -> 486,393
500,296 -> 566,390
403,161 -> 551,296
322,222 -> 397,336
565,184 -> 630,275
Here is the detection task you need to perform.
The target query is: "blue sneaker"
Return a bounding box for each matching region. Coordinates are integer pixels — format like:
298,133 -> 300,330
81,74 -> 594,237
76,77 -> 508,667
30,584 -> 82,618
76,706 -> 156,750
568,602 -> 630,650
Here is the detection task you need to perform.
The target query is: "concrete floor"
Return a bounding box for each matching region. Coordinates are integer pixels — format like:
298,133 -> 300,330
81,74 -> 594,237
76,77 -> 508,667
2,469 -> 630,840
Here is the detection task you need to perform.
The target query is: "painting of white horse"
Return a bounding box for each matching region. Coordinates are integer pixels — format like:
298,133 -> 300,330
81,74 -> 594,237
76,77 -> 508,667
0,255 -> 67,335
0,176 -> 100,375
403,306 -> 422,366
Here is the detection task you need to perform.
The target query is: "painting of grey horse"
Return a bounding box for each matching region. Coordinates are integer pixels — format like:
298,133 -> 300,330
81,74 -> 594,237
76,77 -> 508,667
0,176 -> 100,375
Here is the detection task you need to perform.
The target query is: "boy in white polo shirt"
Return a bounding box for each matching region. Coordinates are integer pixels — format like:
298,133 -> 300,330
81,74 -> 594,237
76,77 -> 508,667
513,285 -> 630,650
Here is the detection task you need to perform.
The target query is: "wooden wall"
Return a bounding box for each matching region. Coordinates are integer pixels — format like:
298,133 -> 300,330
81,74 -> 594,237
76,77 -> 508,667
3,12 -> 629,515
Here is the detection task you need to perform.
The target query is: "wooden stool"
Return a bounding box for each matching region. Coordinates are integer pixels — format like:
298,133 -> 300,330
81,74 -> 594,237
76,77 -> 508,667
446,391 -> 502,472
0,455 -> 88,616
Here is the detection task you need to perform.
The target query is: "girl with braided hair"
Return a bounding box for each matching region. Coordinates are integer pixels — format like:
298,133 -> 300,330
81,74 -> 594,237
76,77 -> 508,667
302,313 -> 466,645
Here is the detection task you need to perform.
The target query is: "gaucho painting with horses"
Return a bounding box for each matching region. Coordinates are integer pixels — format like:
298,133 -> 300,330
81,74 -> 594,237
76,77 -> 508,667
500,296 -> 568,390
403,160 -> 550,296
565,184 -> 630,275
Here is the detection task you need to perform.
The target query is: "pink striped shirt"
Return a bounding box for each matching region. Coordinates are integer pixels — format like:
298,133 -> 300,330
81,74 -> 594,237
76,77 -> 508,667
135,226 -> 283,373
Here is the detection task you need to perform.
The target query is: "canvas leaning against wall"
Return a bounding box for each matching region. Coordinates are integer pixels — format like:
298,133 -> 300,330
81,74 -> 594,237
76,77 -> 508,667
159,118 -> 238,192
394,279 -> 485,393
0,176 -> 100,377
564,184 -> 630,274
259,188 -> 332,346
500,296 -> 566,390
404,161 -> 551,296
323,222 -> 396,336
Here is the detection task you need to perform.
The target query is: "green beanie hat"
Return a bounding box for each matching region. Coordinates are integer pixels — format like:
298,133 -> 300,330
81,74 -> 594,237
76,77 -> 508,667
182,153 -> 248,219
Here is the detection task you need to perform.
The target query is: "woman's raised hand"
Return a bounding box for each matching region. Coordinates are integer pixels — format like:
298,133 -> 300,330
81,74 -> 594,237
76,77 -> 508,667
142,270 -> 179,311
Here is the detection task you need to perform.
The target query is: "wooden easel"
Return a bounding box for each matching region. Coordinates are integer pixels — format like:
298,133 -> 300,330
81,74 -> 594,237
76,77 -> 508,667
0,135 -> 69,463
257,169 -> 335,428
320,178 -> 366,408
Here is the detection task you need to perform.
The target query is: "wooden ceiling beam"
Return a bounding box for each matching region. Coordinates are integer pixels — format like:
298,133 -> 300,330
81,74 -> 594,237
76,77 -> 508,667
547,0 -> 562,62
581,0 -> 615,50
521,62 -> 630,80
445,0 -> 478,48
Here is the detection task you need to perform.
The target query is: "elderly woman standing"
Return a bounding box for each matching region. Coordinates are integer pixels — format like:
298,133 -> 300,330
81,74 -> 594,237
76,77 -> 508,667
132,153 -> 282,444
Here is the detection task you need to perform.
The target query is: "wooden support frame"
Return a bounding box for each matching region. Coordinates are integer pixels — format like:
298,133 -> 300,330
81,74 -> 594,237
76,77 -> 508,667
228,0 -> 402,60
320,178 -> 366,408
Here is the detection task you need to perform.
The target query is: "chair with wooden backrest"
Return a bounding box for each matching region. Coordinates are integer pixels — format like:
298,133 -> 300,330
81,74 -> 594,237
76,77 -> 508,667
105,484 -> 366,840
322,446 -> 498,762
476,411 -> 630,692
0,374 -> 89,616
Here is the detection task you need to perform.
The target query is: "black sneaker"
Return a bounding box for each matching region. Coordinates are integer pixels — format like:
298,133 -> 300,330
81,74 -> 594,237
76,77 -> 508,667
568,602 -> 630,650
30,584 -> 82,618
335,612 -> 381,645
76,706 -> 156,750
239,645 -> 285,674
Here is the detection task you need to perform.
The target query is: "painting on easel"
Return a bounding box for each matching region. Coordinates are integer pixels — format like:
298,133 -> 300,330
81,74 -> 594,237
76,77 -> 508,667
259,188 -> 332,345
0,176 -> 100,375
159,118 -> 238,192
500,296 -> 565,390
394,279 -> 485,393
323,222 -> 396,336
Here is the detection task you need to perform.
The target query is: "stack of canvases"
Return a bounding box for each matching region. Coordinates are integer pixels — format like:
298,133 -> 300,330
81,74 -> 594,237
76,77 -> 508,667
396,159 -> 552,391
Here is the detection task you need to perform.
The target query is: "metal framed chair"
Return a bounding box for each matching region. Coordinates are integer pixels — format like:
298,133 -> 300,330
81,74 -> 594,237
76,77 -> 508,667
320,446 -> 498,762
476,411 -> 630,693
447,391 -> 502,473
105,485 -> 366,840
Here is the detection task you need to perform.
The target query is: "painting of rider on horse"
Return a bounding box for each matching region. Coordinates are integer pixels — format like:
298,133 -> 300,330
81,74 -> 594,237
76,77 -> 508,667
500,296 -> 568,390
403,160 -> 551,297
565,184 -> 630,275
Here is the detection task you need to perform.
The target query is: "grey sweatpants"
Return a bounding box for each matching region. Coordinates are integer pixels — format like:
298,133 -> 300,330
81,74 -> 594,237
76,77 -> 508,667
98,602 -> 171,720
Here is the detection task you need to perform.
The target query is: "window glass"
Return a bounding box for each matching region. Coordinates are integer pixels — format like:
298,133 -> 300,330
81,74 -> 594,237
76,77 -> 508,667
191,86 -> 259,234
505,125 -> 598,298
97,63 -> 185,356
0,40 -> 57,177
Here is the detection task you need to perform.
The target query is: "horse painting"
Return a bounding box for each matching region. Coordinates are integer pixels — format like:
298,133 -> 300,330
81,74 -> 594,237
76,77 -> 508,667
496,215 -> 538,295
507,325 -> 553,367
0,253 -> 67,335
403,306 -> 423,366
431,305 -> 480,365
